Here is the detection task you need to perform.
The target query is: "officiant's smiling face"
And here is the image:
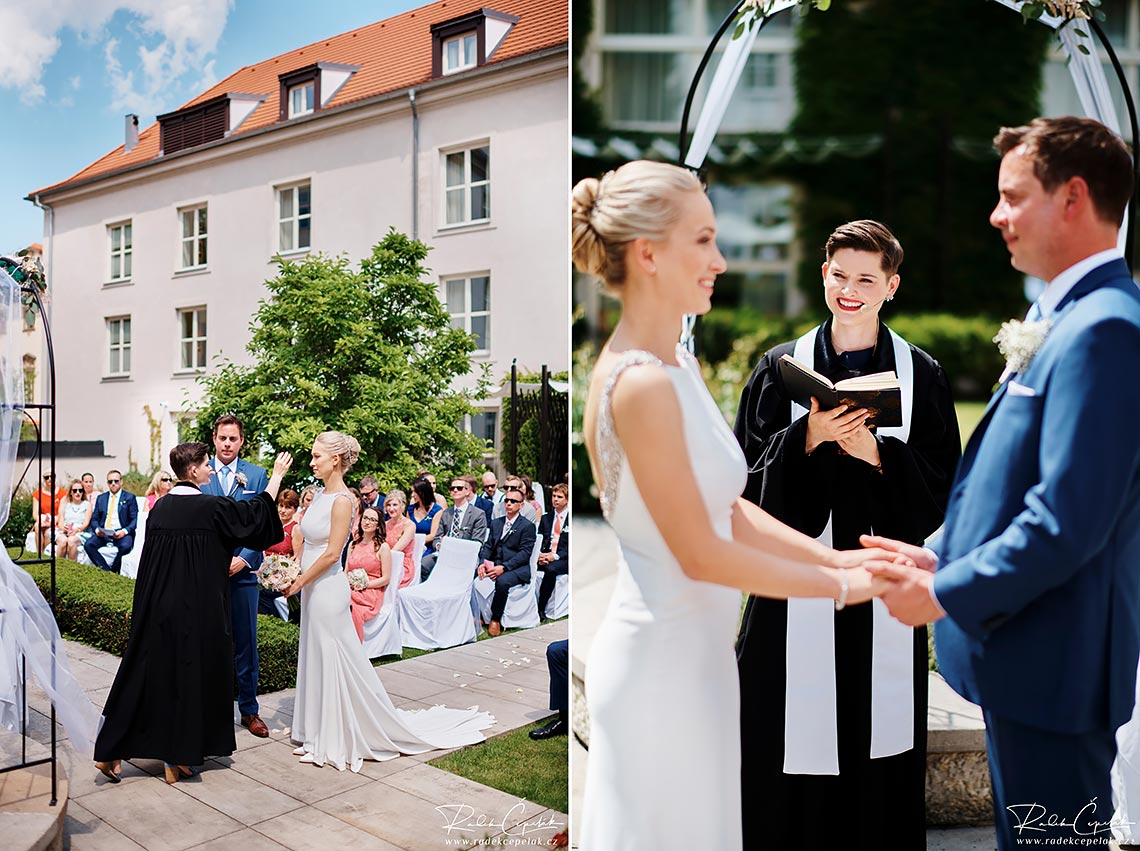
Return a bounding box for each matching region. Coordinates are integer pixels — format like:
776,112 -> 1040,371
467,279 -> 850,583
822,249 -> 898,324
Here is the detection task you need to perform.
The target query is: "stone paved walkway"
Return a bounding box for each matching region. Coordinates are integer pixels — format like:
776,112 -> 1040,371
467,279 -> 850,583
11,620 -> 568,851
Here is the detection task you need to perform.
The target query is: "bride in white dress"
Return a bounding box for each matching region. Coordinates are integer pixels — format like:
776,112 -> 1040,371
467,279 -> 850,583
283,431 -> 494,772
573,162 -> 896,849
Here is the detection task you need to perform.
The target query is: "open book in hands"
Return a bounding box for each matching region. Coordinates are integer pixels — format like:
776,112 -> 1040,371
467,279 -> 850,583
778,354 -> 902,428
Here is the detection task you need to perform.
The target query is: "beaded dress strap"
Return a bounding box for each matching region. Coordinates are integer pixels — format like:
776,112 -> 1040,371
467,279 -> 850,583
595,349 -> 666,521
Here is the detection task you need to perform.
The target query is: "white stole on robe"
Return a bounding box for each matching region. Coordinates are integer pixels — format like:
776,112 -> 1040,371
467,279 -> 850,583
782,324 -> 915,775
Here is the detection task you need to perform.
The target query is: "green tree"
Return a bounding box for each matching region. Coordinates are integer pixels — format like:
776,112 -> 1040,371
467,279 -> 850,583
192,229 -> 489,492
786,0 -> 1049,316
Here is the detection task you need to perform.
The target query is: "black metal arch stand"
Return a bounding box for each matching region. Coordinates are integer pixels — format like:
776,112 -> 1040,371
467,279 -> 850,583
1,282 -> 60,806
676,3 -> 1140,273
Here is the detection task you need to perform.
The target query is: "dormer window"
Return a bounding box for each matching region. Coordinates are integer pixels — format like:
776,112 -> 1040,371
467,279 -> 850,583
442,32 -> 477,75
289,82 -> 315,118
278,62 -> 359,122
431,9 -> 519,79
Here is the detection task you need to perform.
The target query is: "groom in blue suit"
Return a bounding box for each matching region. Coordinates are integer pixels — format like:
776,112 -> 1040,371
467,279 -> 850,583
200,413 -> 271,738
865,117 -> 1140,848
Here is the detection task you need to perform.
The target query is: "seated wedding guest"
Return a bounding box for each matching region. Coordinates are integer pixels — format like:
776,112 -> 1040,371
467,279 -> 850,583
481,471 -> 503,513
530,639 -> 569,740
84,470 -> 139,573
493,475 -> 538,522
417,469 -> 449,508
478,486 -> 536,636
734,220 -> 960,849
81,472 -> 100,506
145,471 -> 174,510
474,473 -> 496,525
422,476 -> 488,581
520,474 -> 544,528
537,483 -> 569,620
359,476 -> 382,510
57,479 -> 93,561
408,478 -> 442,541
382,489 -> 416,587
347,506 -> 392,643
259,488 -> 300,618
297,484 -> 318,518
33,471 -> 66,536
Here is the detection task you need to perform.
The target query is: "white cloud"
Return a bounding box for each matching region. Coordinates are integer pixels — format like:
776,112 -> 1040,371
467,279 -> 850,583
0,0 -> 233,111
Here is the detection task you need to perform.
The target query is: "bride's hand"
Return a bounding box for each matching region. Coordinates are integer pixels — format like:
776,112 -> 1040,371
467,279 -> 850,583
833,547 -> 914,571
841,566 -> 883,606
281,580 -> 301,598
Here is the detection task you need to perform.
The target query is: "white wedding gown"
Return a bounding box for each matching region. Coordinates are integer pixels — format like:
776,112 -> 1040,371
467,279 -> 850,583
291,490 -> 494,772
581,346 -> 748,850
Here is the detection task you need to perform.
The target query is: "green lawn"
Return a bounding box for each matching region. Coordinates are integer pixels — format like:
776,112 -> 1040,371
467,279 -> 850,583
429,722 -> 568,814
955,400 -> 988,449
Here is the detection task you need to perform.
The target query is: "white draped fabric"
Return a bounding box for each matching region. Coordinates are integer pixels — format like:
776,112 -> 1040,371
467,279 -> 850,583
0,268 -> 100,758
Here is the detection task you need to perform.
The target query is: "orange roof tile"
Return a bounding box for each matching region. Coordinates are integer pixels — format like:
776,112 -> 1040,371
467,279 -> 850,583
33,0 -> 566,196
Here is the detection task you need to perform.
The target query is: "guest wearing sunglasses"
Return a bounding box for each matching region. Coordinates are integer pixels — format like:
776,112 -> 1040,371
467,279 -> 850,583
478,487 -> 537,637
145,471 -> 174,510
84,470 -> 139,573
57,480 -> 94,560
420,477 -> 488,581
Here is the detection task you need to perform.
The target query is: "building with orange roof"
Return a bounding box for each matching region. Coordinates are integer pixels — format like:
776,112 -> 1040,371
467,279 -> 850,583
27,0 -> 568,478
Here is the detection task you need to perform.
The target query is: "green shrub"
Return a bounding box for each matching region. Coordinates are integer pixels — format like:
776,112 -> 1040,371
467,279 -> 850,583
13,552 -> 299,694
2,491 -> 34,547
120,471 -> 150,497
885,313 -> 1005,401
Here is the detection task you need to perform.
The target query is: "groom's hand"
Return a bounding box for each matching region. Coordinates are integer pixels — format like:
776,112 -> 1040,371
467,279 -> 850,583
864,559 -> 945,626
860,534 -> 937,573
229,556 -> 247,577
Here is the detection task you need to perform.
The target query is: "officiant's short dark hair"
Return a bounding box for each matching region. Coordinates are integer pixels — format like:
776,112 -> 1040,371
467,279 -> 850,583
825,220 -> 903,276
995,117 -> 1132,227
170,442 -> 210,479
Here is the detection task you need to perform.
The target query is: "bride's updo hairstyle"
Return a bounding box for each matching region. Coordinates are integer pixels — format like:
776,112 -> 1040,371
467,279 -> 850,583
315,431 -> 361,474
572,160 -> 704,291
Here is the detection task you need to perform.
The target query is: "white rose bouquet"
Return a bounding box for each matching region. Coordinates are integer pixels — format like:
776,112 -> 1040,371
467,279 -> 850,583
257,553 -> 299,592
347,568 -> 369,591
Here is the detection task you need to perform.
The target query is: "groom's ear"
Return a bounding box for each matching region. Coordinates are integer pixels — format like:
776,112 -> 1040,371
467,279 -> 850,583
1060,176 -> 1090,221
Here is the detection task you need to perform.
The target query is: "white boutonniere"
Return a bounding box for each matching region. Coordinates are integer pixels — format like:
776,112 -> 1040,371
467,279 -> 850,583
235,471 -> 248,488
994,317 -> 1053,384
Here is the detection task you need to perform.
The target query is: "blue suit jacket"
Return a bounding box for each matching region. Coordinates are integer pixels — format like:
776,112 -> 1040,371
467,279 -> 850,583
933,259 -> 1140,734
200,456 -> 269,578
87,489 -> 139,536
474,494 -> 495,525
480,515 -> 536,577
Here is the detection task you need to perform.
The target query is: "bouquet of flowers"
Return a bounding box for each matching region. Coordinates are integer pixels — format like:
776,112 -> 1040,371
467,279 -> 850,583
258,553 -> 299,592
346,568 -> 369,591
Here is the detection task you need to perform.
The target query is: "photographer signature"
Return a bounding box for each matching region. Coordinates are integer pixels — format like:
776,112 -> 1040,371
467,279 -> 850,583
1006,798 -> 1133,836
436,801 -> 566,837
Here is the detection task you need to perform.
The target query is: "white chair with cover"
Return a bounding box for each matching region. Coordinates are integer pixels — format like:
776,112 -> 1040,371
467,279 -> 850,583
472,534 -> 542,629
397,536 -> 480,650
406,533 -> 426,588
535,567 -> 570,620
361,549 -> 403,658
117,510 -> 147,579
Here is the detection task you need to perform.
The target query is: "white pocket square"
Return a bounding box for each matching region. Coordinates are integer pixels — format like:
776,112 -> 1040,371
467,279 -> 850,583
1007,380 -> 1037,397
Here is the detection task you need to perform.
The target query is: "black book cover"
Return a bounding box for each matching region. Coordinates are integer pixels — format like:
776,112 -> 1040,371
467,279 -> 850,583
778,355 -> 902,428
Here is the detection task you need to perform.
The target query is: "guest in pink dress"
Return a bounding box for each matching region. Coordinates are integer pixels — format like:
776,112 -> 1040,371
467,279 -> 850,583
382,490 -> 416,587
346,506 -> 391,642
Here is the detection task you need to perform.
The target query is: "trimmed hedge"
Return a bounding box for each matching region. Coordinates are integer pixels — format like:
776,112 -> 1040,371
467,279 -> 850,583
1,491 -> 34,547
12,552 -> 299,694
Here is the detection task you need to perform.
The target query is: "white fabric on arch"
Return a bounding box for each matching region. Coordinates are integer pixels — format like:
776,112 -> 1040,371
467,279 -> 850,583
0,267 -> 100,758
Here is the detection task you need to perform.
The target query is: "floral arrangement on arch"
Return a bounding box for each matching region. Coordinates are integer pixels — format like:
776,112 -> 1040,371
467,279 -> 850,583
733,0 -> 830,39
1020,1 -> 1106,54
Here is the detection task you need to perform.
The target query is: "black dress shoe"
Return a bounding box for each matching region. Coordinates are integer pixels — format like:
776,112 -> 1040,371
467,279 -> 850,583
529,716 -> 567,740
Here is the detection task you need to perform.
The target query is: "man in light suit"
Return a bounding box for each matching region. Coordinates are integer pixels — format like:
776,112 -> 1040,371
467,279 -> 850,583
479,486 -> 536,637
84,469 -> 138,572
420,476 -> 488,581
865,117 -> 1140,848
200,414 -> 270,739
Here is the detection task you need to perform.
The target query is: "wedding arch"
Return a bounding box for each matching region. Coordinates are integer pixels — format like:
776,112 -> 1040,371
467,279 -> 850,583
677,0 -> 1138,271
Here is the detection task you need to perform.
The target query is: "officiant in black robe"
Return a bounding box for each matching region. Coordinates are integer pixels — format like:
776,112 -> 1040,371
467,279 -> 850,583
734,223 -> 961,850
94,443 -> 290,772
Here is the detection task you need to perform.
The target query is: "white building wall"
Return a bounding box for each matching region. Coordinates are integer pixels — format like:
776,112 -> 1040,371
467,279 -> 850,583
43,55 -> 568,476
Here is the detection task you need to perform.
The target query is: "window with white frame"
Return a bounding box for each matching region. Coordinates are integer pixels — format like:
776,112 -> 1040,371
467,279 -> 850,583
443,32 -> 478,74
108,221 -> 132,281
178,307 -> 208,371
444,274 -> 490,351
443,144 -> 490,226
289,82 -> 315,118
278,182 -> 312,252
107,317 -> 131,377
179,205 -> 208,269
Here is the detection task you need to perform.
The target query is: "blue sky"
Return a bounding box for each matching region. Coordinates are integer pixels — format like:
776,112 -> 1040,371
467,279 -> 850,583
0,0 -> 425,255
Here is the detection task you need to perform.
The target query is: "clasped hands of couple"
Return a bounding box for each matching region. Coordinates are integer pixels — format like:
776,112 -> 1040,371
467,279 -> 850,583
809,399 -> 941,626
